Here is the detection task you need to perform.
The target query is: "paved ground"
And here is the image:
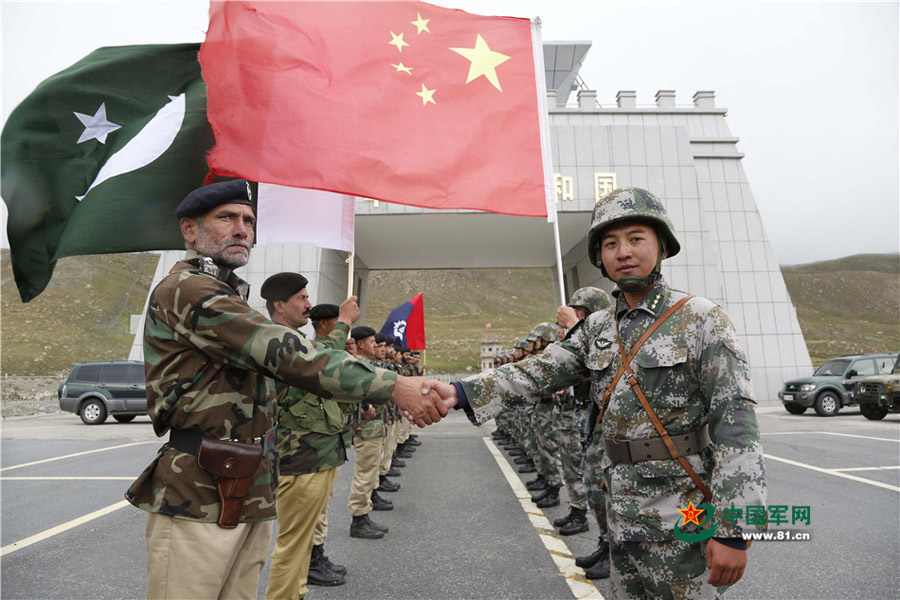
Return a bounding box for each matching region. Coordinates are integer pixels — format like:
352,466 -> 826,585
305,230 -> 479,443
1,406 -> 898,599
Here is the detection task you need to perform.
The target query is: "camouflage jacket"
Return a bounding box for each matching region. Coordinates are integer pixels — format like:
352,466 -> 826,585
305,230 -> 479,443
352,356 -> 386,438
126,251 -> 397,523
460,278 -> 767,541
274,322 -> 354,476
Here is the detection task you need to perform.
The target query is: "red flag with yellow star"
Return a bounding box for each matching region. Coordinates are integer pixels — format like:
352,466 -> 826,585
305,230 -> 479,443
200,0 -> 551,217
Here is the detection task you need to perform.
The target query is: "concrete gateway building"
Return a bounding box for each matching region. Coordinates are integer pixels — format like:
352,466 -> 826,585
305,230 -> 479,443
130,42 -> 812,404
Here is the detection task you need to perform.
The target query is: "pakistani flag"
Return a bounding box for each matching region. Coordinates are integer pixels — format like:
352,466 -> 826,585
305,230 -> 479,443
1,43 -> 213,302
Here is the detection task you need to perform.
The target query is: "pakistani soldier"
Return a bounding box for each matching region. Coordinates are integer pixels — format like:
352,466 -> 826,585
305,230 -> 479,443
125,180 -> 450,600
261,280 -> 355,600
427,187 -> 767,599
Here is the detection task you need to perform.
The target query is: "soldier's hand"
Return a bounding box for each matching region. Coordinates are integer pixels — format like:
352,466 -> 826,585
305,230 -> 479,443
556,305 -> 578,329
705,538 -> 747,586
391,376 -> 449,427
361,405 -> 377,420
422,380 -> 459,410
339,296 -> 361,326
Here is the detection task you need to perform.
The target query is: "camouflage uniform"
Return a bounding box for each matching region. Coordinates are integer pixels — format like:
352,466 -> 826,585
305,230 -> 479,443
456,188 -> 767,599
530,323 -> 563,498
126,250 -> 396,523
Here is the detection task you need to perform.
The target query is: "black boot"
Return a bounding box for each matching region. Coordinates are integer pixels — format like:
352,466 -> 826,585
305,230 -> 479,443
553,506 -> 576,528
350,514 -> 384,539
396,447 -> 414,459
508,448 -> 525,456
364,513 -> 388,533
535,485 -> 560,508
405,437 -> 422,446
308,544 -> 346,586
526,476 -> 547,492
371,490 -> 393,511
559,508 -> 589,535
387,467 -> 402,477
584,542 -> 610,579
377,475 -> 400,492
391,456 -> 406,468
513,456 -> 530,465
575,537 -> 608,568
518,462 -> 536,473
316,544 -> 347,575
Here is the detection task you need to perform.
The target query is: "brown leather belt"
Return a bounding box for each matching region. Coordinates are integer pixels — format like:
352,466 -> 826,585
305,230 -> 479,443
604,424 -> 711,464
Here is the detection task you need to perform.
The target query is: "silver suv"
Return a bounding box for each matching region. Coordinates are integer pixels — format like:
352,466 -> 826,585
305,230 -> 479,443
58,361 -> 147,425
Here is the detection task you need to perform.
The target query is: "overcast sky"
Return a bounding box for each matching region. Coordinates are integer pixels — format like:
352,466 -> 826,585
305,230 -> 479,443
2,0 -> 898,265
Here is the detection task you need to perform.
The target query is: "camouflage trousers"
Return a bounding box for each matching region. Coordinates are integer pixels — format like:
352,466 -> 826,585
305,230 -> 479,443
534,398 -> 561,486
520,404 -> 539,464
556,399 -> 587,510
610,538 -> 728,600
583,429 -> 608,538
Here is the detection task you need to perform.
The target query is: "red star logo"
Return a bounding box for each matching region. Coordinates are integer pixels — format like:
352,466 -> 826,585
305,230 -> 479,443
678,501 -> 705,527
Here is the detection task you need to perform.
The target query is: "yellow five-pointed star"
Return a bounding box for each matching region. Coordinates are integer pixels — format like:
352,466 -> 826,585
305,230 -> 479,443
391,62 -> 413,74
411,12 -> 430,34
389,31 -> 409,52
450,34 -> 510,92
415,84 -> 436,106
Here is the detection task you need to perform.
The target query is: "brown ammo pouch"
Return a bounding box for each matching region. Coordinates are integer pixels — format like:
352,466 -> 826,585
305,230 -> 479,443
169,428 -> 264,529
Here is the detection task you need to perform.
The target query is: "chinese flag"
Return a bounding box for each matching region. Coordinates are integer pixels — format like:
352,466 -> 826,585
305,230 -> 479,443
200,1 -> 548,217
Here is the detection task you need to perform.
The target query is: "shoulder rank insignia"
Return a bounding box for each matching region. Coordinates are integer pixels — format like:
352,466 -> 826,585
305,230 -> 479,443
199,256 -> 220,278
595,338 -> 613,349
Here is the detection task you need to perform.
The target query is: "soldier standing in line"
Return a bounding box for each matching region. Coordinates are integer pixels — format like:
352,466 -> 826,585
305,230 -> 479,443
306,304 -> 353,588
373,335 -> 402,495
261,277 -> 352,599
527,323 -> 566,509
554,287 -> 614,579
126,180 -> 449,600
428,187 -> 767,599
347,326 -> 392,537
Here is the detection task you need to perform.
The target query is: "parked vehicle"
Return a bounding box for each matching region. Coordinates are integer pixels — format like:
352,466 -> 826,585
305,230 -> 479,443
778,353 -> 898,416
58,360 -> 147,424
855,355 -> 900,420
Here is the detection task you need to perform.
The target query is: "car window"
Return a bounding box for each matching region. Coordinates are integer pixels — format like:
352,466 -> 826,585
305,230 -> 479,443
74,365 -> 101,383
850,359 -> 876,377
814,359 -> 850,376
101,364 -> 130,384
875,356 -> 895,373
128,364 -> 146,385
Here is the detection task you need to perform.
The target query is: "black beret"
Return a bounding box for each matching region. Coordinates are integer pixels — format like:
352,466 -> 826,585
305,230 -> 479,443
309,303 -> 339,321
260,272 -> 308,302
400,347 -> 411,353
374,334 -> 388,344
175,179 -> 253,218
351,326 -> 376,341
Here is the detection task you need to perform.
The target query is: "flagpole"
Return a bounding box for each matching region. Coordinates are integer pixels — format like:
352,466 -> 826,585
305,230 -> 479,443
346,251 -> 355,299
531,17 -> 566,307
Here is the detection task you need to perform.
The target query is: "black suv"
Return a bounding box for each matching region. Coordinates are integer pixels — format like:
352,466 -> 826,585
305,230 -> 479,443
58,361 -> 147,425
778,353 -> 898,416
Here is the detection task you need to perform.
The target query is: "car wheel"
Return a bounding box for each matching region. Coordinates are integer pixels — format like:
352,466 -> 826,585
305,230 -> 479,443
80,398 -> 108,425
814,391 -> 840,417
860,403 -> 888,421
113,415 -> 136,423
784,402 -> 807,415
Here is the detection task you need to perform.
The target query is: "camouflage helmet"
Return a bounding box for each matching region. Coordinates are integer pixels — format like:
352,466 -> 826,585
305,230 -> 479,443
568,286 -> 612,315
530,321 -> 560,343
587,187 -> 680,269
514,338 -> 529,350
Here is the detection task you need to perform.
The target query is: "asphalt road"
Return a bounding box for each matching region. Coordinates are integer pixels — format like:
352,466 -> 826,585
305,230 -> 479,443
1,407 -> 898,600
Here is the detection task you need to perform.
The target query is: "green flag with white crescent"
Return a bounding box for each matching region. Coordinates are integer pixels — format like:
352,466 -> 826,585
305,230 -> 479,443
1,43 -> 213,302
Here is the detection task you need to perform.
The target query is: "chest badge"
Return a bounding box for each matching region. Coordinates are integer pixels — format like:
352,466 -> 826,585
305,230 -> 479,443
595,338 -> 613,349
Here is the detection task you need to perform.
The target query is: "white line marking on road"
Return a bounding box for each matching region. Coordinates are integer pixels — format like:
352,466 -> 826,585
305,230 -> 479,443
764,454 -> 900,493
484,437 -> 604,600
0,500 -> 130,557
1,476 -> 135,481
0,441 -> 158,472
761,432 -> 899,443
831,466 -> 900,472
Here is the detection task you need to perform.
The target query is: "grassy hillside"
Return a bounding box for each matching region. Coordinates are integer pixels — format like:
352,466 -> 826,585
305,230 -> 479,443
2,250 -> 897,376
1,250 -> 159,375
781,253 -> 899,365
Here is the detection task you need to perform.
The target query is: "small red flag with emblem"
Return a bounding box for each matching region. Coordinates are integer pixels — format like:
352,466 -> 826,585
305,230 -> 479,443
200,0 -> 549,217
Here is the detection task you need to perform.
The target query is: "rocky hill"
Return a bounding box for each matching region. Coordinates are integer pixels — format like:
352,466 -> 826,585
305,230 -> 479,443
2,250 -> 897,376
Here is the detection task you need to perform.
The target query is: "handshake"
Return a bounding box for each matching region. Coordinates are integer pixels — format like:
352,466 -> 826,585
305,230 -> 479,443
389,377 -> 460,428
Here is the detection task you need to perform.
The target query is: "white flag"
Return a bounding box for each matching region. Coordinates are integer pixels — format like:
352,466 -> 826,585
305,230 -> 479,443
256,184 -> 355,251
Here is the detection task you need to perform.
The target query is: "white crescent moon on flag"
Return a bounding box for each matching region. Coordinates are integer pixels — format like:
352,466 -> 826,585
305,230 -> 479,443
77,93 -> 186,201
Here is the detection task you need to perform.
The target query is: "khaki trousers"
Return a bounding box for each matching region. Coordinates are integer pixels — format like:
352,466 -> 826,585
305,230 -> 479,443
312,465 -> 340,546
264,469 -> 337,600
145,512 -> 273,600
378,420 -> 400,476
397,417 -> 413,443
348,436 -> 382,515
